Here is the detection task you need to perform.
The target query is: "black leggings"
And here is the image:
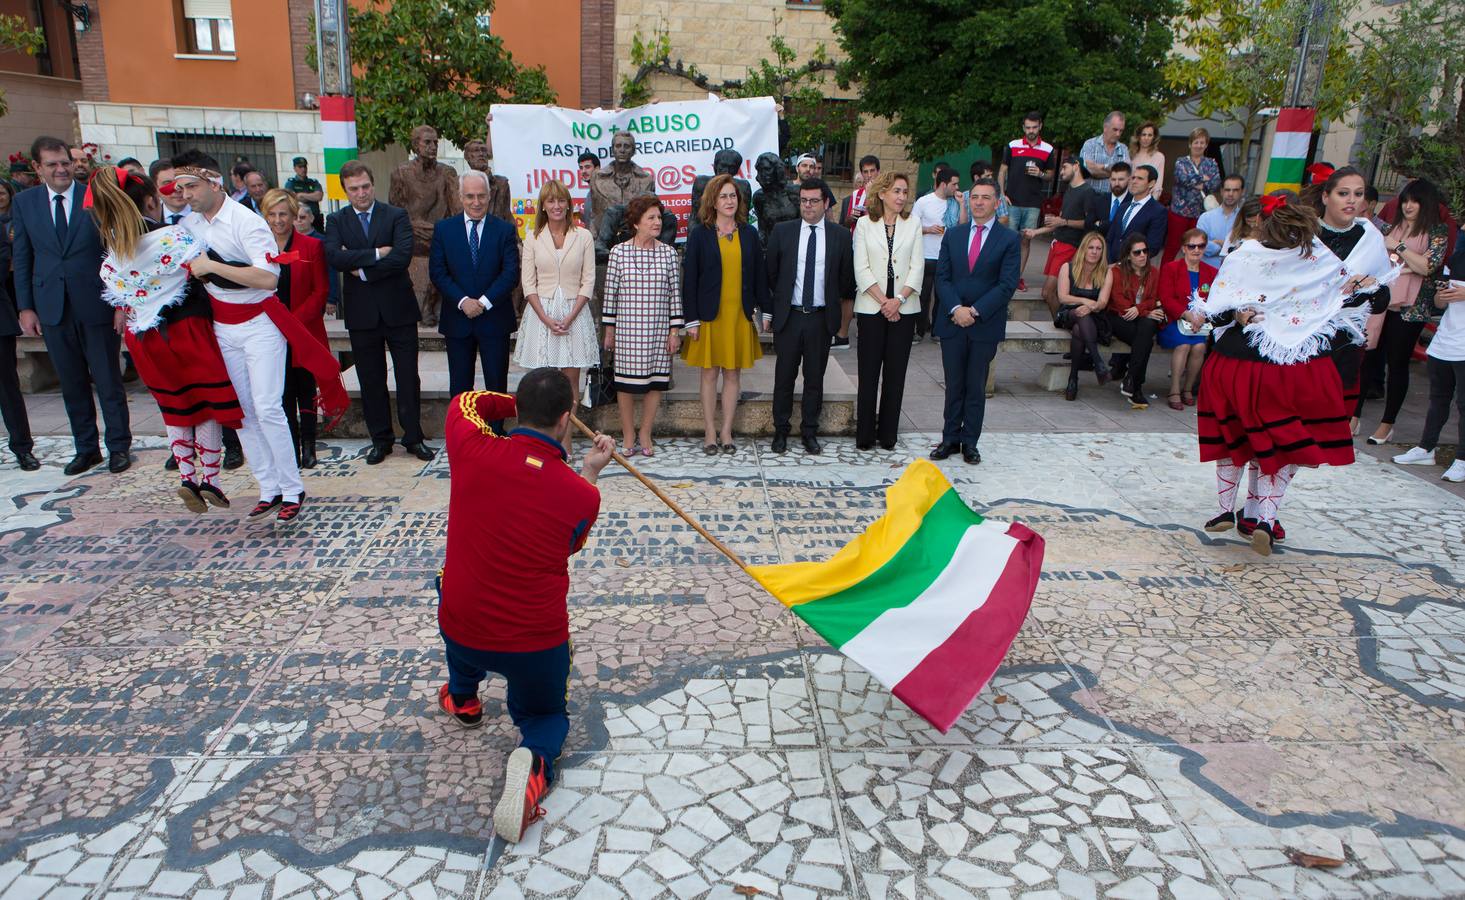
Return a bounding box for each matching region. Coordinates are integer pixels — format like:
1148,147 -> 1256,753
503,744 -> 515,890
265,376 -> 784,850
1420,356 -> 1465,451
1106,313 -> 1160,390
1061,308 -> 1106,379
1357,311 -> 1426,423
282,364 -> 317,452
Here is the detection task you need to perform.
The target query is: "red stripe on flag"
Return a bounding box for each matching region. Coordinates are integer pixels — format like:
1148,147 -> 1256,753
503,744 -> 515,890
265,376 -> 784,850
890,522 -> 1045,733
1275,107 -> 1316,134
320,95 -> 355,122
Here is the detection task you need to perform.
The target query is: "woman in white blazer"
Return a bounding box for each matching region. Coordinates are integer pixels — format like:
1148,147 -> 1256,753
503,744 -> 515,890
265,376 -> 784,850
852,171 -> 924,449
516,179 -> 600,416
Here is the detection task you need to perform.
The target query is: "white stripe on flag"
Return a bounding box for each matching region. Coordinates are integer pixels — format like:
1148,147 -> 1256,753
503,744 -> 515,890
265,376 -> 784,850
840,519 -> 1019,689
322,121 -> 357,148
1270,131 -> 1311,159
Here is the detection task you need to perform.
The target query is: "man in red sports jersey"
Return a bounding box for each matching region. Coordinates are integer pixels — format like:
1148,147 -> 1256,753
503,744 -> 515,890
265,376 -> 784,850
436,367 -> 615,843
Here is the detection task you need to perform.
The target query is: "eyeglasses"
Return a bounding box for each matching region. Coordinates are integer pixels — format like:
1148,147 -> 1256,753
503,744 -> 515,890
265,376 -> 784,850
799,198 -> 826,206
1183,243 -> 1206,250
1130,249 -> 1149,256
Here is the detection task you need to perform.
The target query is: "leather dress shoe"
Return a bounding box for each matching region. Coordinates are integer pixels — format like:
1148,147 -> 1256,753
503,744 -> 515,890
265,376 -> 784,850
801,436 -> 822,455
962,447 -> 982,465
300,443 -> 318,469
164,455 -> 179,471
222,446 -> 244,470
365,443 -> 392,465
929,441 -> 960,461
15,451 -> 39,471
771,433 -> 788,454
108,452 -> 131,474
403,442 -> 436,462
63,452 -> 102,476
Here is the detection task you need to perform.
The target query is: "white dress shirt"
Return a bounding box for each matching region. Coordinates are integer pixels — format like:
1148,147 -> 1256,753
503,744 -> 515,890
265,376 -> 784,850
458,213 -> 492,312
1121,194 -> 1151,229
162,203 -> 193,225
182,196 -> 280,305
46,184 -> 73,230
767,221 -> 827,323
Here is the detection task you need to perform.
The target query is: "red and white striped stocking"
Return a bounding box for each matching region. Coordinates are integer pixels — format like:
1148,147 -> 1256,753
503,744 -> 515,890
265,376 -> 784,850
1254,464 -> 1297,524
166,425 -> 197,484
195,420 -> 223,488
1215,459 -> 1242,516
1242,462 -> 1261,520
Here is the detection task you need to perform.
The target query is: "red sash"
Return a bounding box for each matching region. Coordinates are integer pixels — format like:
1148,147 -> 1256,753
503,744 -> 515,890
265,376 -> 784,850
210,296 -> 349,423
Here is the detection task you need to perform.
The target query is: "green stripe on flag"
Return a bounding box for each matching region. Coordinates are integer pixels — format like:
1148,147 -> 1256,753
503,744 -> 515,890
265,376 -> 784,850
793,490 -> 983,647
1264,156 -> 1305,186
324,147 -> 358,172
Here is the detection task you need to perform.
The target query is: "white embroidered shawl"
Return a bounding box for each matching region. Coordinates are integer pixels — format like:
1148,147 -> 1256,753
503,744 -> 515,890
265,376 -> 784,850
100,226 -> 207,333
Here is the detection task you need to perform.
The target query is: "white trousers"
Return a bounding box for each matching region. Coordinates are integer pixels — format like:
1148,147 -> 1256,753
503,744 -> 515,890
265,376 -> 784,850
215,314 -> 304,502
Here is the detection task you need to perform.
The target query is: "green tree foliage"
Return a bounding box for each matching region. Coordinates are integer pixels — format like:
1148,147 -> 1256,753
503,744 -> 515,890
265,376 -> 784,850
0,14 -> 46,119
1165,0 -> 1361,172
620,28 -> 856,153
824,0 -> 1177,158
336,0 -> 556,151
1352,0 -> 1465,211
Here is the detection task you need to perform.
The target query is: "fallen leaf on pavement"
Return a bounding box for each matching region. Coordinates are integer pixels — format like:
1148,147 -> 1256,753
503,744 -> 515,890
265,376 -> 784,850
732,887 -> 763,897
994,694 -> 1008,704
1286,850 -> 1344,868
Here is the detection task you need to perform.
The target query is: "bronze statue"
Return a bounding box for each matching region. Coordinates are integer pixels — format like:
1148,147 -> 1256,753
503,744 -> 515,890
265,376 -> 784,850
389,125 -> 461,327
587,132 -> 654,237
691,149 -> 751,218
462,138 -> 513,226
751,152 -> 798,247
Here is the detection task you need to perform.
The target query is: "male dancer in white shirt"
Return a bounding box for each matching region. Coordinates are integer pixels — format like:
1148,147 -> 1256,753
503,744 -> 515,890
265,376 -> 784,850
170,151 -> 346,522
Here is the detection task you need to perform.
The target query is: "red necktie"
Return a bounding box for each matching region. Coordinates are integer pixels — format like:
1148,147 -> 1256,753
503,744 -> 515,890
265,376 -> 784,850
968,223 -> 984,270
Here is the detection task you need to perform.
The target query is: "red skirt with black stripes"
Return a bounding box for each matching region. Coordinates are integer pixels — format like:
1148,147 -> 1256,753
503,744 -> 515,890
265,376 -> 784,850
124,317 -> 244,429
1196,352 -> 1355,475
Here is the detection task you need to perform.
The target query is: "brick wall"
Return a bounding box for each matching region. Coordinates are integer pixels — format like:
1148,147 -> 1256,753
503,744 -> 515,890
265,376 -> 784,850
287,0 -> 316,106
614,0 -> 915,189
76,2 -> 108,103
580,0 -> 615,108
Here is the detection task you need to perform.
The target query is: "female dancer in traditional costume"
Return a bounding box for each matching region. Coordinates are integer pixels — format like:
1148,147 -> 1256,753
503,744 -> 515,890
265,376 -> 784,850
88,166 -> 241,511
1187,196 -> 1394,555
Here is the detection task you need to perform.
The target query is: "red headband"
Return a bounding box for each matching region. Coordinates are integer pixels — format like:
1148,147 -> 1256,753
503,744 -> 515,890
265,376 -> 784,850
81,167 -> 130,210
1259,194 -> 1288,216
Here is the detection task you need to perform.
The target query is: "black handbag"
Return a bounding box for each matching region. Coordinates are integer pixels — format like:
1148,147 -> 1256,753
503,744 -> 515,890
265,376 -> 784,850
583,351 -> 616,408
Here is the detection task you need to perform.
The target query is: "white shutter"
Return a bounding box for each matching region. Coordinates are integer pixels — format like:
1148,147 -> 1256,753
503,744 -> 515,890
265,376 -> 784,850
182,0 -> 233,19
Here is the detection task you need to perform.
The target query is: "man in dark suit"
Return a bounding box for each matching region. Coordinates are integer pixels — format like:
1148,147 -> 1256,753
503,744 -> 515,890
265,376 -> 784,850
932,179 -> 1021,465
324,160 -> 434,464
12,136 -> 131,474
428,169 -> 519,429
763,178 -> 855,455
0,281 -> 35,471
1105,164 -> 1167,263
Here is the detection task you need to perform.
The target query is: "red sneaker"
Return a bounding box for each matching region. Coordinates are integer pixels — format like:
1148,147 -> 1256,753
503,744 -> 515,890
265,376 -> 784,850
494,747 -> 549,843
437,683 -> 483,728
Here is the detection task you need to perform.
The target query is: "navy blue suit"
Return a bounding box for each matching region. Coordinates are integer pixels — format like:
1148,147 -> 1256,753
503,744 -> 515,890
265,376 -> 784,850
934,220 -> 1020,447
11,182 -> 130,455
429,213 -> 519,402
1105,196 -> 1168,263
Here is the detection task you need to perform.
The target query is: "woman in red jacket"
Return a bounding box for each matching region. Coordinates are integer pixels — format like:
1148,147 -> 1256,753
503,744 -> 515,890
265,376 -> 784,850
262,189 -> 330,468
1105,232 -> 1165,409
1158,228 -> 1219,409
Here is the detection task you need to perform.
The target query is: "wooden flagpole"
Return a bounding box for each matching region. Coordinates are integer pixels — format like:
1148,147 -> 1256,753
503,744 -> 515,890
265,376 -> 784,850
570,415 -> 749,572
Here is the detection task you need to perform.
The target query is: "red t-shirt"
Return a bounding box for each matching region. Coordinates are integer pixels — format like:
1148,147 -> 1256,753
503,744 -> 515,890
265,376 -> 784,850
438,391 -> 601,652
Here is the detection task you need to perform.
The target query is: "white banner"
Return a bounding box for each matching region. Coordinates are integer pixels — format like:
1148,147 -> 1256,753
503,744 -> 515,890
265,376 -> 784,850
489,97 -> 779,241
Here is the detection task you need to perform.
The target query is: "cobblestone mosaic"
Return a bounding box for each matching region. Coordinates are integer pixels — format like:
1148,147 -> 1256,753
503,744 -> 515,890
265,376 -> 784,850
0,433 -> 1460,898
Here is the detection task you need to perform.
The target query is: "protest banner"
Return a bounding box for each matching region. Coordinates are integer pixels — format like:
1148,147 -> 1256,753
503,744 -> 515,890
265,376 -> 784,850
489,97 -> 778,240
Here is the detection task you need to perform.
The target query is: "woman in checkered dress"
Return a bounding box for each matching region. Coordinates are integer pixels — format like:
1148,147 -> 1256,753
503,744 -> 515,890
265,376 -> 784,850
602,195 -> 683,455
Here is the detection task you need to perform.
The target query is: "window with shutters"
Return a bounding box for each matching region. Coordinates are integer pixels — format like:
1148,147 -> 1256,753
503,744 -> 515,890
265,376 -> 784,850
178,0 -> 234,56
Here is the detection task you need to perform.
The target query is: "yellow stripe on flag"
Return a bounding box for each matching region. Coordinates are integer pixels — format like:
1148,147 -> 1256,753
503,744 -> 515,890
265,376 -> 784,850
326,173 -> 345,202
748,459 -> 953,607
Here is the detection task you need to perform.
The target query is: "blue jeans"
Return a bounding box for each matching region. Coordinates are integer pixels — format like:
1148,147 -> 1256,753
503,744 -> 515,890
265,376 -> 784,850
1008,206 -> 1040,233
438,583 -> 572,782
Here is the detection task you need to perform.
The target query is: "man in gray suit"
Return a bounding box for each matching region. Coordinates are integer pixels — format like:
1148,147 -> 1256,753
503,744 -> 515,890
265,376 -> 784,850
763,178 -> 856,455
12,136 -> 131,475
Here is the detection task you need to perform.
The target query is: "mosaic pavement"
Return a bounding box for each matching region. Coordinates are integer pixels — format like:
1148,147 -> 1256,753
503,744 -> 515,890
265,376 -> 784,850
0,431 -> 1463,899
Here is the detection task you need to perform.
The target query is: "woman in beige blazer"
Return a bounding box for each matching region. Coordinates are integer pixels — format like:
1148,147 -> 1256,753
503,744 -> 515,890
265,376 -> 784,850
515,179 -> 600,412
852,171 -> 924,450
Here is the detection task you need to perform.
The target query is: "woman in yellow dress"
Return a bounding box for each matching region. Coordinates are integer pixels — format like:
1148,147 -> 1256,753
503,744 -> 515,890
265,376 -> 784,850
681,174 -> 768,454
